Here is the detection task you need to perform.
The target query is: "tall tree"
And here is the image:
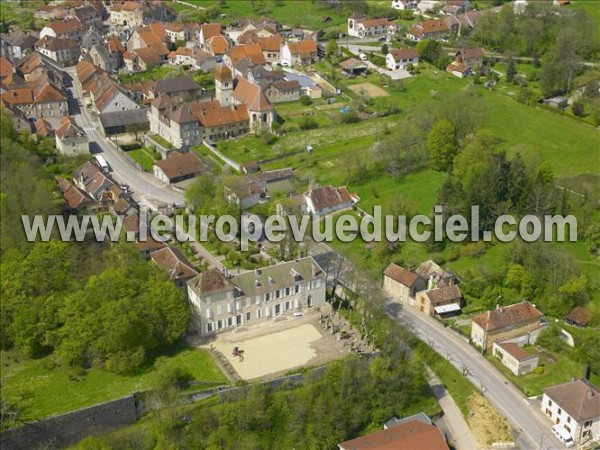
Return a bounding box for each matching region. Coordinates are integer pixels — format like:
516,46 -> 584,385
427,119 -> 456,171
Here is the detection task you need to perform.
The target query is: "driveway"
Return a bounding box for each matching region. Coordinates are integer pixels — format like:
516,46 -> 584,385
338,43 -> 412,80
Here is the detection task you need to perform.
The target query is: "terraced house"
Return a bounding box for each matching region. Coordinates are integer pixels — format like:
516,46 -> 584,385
187,258 -> 326,335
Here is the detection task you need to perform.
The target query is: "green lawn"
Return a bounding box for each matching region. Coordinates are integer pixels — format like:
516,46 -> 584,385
173,0 -> 349,31
1,343 -> 226,423
128,148 -> 156,172
120,66 -> 187,85
0,1 -> 47,30
148,134 -> 174,150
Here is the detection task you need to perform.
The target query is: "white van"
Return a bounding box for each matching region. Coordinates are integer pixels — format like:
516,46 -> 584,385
94,154 -> 110,172
552,425 -> 575,448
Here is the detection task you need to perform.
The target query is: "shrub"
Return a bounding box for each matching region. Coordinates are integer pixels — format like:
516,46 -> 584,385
298,116 -> 318,130
571,101 -> 584,117
533,365 -> 545,375
299,95 -> 312,106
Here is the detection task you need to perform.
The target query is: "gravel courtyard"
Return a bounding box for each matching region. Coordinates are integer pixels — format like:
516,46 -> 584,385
205,309 -> 349,380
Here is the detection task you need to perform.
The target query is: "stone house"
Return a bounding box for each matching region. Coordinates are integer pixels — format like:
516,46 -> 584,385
187,257 -> 326,336
35,36 -> 81,66
347,15 -> 396,39
383,263 -> 427,304
152,151 -> 208,184
151,246 -> 198,290
471,301 -> 545,351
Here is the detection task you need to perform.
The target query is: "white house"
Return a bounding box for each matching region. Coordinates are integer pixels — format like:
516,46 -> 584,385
347,15 -> 397,39
386,48 -> 419,70
541,379 -> 600,444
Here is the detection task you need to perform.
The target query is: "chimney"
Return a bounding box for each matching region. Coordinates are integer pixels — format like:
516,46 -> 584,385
427,274 -> 434,291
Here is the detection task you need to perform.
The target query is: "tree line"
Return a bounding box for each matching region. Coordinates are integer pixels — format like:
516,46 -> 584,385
0,115 -> 189,374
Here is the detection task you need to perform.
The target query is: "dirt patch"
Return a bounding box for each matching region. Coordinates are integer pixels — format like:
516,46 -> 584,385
467,393 -> 513,447
204,310 -> 348,380
348,82 -> 389,98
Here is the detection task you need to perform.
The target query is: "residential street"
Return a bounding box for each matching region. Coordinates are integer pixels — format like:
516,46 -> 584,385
65,69 -> 223,270
391,303 -> 562,450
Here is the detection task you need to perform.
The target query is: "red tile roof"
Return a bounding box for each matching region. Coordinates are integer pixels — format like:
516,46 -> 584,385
472,301 -> 543,332
286,39 -> 317,58
229,43 -> 266,65
46,18 -> 83,35
495,342 -> 535,362
0,57 -> 14,79
153,151 -> 207,181
389,48 -> 419,61
55,116 -> 85,140
201,23 -> 222,40
384,263 -> 421,287
338,420 -> 449,450
188,268 -> 233,295
305,185 -> 358,212
151,246 -> 198,281
233,75 -> 272,112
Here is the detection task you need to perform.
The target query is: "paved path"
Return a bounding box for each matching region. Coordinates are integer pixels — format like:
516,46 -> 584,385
427,368 -> 479,450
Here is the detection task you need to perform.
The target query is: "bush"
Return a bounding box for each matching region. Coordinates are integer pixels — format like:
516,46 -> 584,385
536,326 -> 566,354
533,365 -> 545,375
571,101 -> 584,117
299,95 -> 312,106
298,116 -> 318,130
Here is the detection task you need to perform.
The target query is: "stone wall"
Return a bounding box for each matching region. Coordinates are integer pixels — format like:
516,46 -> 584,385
0,395 -> 139,450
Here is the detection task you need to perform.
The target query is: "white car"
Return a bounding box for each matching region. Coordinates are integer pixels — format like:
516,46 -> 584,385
359,53 -> 368,61
552,425 -> 575,448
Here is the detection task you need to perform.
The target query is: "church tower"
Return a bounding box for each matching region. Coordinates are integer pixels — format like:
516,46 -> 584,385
215,63 -> 233,108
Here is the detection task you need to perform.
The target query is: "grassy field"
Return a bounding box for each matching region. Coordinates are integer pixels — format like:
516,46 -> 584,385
128,148 -> 156,171
172,0 -> 349,32
0,1 -> 47,30
1,343 -> 226,423
120,66 -> 187,84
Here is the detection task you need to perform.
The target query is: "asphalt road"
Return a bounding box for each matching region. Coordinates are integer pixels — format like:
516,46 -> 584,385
391,303 -> 562,450
65,69 -> 223,269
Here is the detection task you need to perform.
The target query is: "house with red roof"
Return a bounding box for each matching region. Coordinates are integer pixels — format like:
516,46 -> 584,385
281,39 -> 318,66
40,19 -> 84,42
304,185 -> 359,216
471,301 -> 545,351
348,13 -> 397,39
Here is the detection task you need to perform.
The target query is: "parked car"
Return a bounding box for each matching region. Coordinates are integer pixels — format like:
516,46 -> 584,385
359,53 -> 368,61
552,425 -> 574,448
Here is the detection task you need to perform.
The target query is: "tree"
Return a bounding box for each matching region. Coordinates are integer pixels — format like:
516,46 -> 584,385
439,92 -> 486,145
381,43 -> 388,55
299,94 -> 312,106
506,58 -> 517,83
427,119 -> 456,171
453,129 -> 500,189
325,39 -> 338,58
416,40 -> 442,63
